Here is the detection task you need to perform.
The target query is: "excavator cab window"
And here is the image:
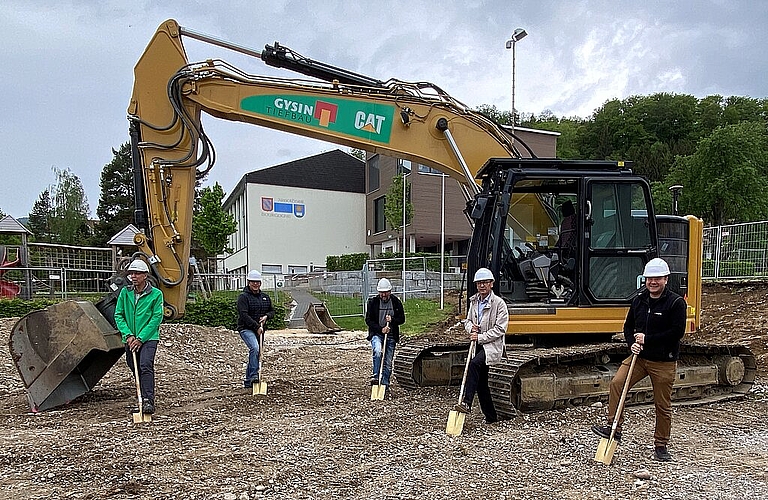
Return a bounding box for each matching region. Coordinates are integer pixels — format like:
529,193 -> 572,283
585,181 -> 655,302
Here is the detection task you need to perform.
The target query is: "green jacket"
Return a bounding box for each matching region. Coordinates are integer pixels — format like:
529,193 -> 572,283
115,283 -> 164,343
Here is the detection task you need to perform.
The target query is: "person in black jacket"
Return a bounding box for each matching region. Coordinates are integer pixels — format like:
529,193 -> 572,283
236,270 -> 275,388
592,258 -> 686,462
365,278 -> 405,394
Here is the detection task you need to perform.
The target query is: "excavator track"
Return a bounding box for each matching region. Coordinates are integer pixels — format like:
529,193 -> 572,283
394,340 -> 756,419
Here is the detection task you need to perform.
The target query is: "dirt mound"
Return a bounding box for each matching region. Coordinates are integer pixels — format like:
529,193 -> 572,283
1,282 -> 766,499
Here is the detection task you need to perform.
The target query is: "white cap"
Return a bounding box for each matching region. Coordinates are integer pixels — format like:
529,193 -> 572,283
473,267 -> 494,282
127,260 -> 149,273
376,278 -> 392,292
246,270 -> 262,281
643,258 -> 670,278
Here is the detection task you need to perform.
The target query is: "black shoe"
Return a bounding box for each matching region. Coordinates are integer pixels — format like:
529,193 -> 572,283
591,424 -> 621,441
454,401 -> 470,414
140,401 -> 154,414
485,417 -> 498,424
244,381 -> 253,388
654,446 -> 672,461
370,377 -> 378,386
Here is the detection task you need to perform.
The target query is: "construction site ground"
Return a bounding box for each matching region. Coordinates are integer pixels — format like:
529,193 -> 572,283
1,281 -> 767,499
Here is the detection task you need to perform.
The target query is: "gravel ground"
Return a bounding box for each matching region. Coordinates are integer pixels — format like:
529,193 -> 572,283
1,282 -> 767,500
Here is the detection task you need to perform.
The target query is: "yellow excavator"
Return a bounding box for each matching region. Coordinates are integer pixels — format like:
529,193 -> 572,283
10,20 -> 755,415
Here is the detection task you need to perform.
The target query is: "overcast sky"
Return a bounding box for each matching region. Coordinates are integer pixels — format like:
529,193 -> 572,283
2,0 -> 766,219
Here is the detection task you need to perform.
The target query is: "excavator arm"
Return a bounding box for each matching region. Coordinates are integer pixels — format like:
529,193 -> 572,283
129,19 -> 520,317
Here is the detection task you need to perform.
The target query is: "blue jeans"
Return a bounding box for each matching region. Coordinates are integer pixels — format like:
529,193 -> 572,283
371,334 -> 396,386
239,329 -> 261,386
124,340 -> 158,403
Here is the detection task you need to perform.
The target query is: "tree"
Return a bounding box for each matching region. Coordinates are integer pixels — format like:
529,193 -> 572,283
192,183 -> 237,262
349,148 -> 366,161
475,104 -> 514,126
48,167 -> 91,245
383,174 -> 413,234
91,143 -> 135,246
666,122 -> 768,225
27,190 -> 53,242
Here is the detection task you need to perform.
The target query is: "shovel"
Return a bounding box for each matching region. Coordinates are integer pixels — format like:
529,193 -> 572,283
253,321 -> 268,396
594,353 -> 637,464
446,340 -> 476,436
131,350 -> 151,424
370,325 -> 389,400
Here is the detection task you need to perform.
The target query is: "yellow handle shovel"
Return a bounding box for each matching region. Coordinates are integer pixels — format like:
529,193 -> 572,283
594,353 -> 637,464
371,326 -> 389,400
446,340 -> 476,436
253,322 -> 268,396
131,350 -> 151,424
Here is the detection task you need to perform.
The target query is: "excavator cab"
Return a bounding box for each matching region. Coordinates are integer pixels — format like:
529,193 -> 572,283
467,158 -> 657,311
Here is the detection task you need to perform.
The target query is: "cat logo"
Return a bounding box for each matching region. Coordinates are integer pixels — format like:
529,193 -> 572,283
354,111 -> 387,134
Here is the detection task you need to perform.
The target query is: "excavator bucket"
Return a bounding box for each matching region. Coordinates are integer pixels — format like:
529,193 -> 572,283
303,303 -> 342,333
9,300 -> 125,412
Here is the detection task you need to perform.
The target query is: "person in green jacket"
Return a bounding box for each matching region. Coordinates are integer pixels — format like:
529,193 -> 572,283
115,259 -> 164,414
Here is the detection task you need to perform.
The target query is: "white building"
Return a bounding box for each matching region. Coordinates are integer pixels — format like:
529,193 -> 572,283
221,150 -> 367,282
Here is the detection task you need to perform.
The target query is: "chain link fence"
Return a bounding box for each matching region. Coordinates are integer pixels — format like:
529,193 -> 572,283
703,220 -> 768,280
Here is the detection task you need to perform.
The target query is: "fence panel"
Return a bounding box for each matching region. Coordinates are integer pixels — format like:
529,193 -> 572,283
703,221 -> 768,280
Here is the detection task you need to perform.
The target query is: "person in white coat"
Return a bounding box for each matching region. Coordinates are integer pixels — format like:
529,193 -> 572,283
454,268 -> 509,423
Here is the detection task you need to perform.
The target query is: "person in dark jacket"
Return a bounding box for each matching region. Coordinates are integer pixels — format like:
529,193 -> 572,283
592,258 -> 687,462
237,270 -> 275,388
115,259 -> 164,414
365,278 -> 405,393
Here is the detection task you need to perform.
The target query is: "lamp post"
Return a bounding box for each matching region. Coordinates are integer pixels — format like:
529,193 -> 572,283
505,27 -> 527,132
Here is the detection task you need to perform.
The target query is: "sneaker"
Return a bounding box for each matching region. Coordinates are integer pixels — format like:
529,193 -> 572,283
591,424 -> 621,441
370,377 -> 378,386
142,401 -> 155,415
654,446 -> 672,461
454,401 -> 470,414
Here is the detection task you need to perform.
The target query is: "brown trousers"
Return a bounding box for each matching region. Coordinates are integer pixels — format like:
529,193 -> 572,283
608,356 -> 676,447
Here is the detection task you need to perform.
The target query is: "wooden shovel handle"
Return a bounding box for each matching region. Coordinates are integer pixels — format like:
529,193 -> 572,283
132,350 -> 143,413
376,322 -> 389,384
611,354 -> 637,439
456,340 -> 476,404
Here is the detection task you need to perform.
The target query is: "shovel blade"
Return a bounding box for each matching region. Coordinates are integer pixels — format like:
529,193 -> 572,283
445,410 -> 466,436
252,381 -> 268,396
132,412 -> 152,424
370,384 -> 387,400
593,437 -> 618,464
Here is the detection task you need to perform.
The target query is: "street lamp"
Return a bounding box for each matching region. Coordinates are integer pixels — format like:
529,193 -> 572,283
505,27 -> 527,132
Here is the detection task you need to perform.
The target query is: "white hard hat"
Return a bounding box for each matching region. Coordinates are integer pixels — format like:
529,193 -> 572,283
127,259 -> 149,273
473,267 -> 494,282
643,258 -> 670,278
246,270 -> 262,281
376,278 -> 392,292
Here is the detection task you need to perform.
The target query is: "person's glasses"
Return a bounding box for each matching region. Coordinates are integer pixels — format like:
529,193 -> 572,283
476,280 -> 493,286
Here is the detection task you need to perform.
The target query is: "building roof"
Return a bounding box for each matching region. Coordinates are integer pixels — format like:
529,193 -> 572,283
245,149 -> 364,193
0,215 -> 32,235
107,224 -> 140,246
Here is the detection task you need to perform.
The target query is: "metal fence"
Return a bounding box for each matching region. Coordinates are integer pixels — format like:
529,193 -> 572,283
703,220 -> 768,280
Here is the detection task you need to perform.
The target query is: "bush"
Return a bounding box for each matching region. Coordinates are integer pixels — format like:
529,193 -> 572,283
0,298 -> 60,318
326,253 -> 368,271
376,252 -> 449,272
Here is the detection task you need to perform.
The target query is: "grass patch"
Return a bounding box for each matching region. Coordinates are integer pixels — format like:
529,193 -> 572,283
312,292 -> 453,335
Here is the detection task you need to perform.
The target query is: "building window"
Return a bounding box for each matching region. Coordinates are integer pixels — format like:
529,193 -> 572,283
288,265 -> 308,274
374,196 -> 386,233
397,159 -> 412,175
368,155 -> 380,192
262,264 -> 282,274
418,163 -> 442,175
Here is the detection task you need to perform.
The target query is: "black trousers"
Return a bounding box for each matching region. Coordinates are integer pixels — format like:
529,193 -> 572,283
462,346 -> 498,422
